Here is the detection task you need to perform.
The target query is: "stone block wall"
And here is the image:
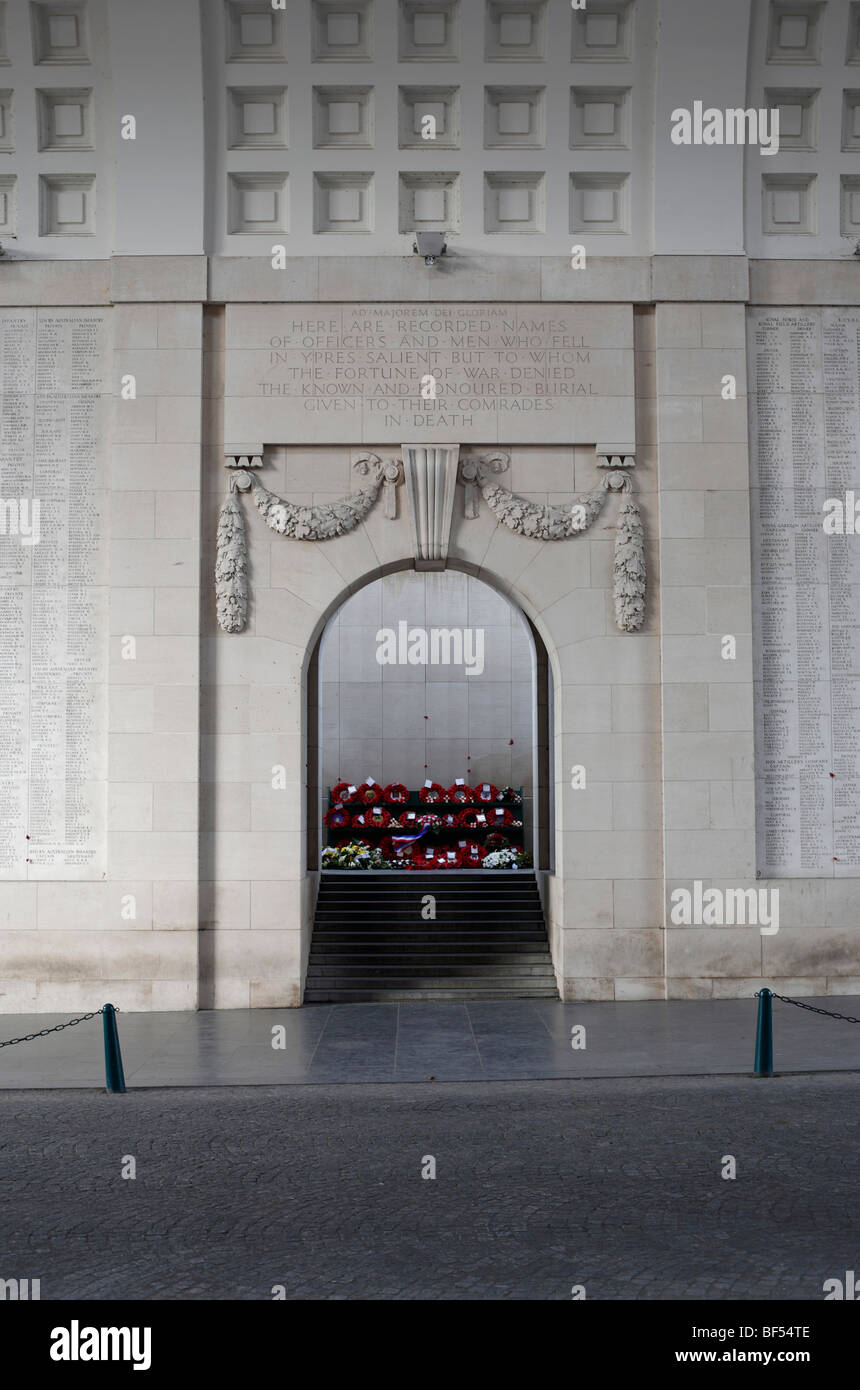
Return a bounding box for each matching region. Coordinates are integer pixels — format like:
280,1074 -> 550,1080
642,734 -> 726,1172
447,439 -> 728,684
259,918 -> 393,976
1,301 -> 203,1012
1,253 -> 859,1011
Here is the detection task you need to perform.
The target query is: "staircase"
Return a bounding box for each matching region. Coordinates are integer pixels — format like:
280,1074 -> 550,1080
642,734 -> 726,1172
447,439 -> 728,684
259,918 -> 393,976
304,871 -> 559,1003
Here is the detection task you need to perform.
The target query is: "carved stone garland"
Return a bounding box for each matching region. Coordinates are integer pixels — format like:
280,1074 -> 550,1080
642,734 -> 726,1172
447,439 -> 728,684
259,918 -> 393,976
215,455 -> 402,634
459,455 -> 646,633
216,450 -> 645,636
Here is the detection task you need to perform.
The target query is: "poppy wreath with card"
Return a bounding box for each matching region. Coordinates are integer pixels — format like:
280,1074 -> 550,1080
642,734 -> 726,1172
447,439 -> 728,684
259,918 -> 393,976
474,782 -> 499,803
383,783 -> 409,805
435,848 -> 463,869
485,806 -> 514,828
357,782 -> 382,805
331,783 -> 355,805
485,832 -> 510,852
460,840 -> 487,865
419,782 -> 445,804
440,812 -> 460,830
445,783 -> 474,804
498,786 -> 522,804
324,806 -> 353,830
456,808 -> 486,830
353,806 -> 391,830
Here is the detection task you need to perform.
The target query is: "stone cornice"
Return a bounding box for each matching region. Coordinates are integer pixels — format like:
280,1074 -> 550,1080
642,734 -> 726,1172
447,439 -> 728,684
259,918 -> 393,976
1,255 -> 858,309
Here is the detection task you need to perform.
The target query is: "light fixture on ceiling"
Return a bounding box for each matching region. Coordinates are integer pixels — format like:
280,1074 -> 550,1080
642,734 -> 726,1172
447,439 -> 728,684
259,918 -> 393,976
413,231 -> 447,268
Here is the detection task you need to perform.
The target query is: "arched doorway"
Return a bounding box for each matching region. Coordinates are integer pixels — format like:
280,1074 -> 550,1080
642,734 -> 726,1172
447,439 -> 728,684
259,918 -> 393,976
306,564 -> 552,875
302,563 -> 556,1001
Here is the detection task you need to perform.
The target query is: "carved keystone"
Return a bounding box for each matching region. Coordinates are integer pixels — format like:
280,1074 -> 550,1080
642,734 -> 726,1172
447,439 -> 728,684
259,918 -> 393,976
402,444 -> 460,569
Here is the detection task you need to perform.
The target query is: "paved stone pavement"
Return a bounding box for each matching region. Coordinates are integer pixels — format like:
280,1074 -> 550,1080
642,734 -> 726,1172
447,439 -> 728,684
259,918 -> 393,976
3,997 -> 860,1087
1,1073 -> 858,1300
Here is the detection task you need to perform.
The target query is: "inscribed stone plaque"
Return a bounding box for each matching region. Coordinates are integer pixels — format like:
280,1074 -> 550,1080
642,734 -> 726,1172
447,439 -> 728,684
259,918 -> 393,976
749,307 -> 860,877
0,309 -> 109,880
224,303 -> 634,445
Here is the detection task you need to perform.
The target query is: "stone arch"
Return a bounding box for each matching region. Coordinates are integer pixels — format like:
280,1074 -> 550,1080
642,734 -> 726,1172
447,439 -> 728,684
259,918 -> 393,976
201,452 -> 661,1009
303,558 -> 554,880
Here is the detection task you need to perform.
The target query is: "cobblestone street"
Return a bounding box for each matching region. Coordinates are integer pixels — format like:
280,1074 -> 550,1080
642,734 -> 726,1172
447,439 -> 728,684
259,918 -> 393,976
2,1072 -> 858,1300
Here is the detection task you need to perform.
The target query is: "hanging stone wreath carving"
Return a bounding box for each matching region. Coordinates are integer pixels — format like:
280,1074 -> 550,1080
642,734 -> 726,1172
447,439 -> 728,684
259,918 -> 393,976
459,454 -> 646,633
215,493 -> 249,634
216,449 -> 645,636
215,455 -> 402,634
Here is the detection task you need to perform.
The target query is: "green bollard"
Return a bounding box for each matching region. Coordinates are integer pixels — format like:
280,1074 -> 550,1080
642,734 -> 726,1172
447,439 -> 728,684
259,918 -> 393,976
102,1003 -> 126,1093
754,988 -> 773,1077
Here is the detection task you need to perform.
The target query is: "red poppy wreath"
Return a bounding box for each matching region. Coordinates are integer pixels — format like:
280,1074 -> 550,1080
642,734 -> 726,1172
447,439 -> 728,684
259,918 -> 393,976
352,806 -> 391,830
460,840 -> 487,865
384,783 -> 410,805
445,783 -> 474,804
485,833 -> 510,852
435,848 -> 463,869
418,782 -> 446,804
324,806 -> 353,830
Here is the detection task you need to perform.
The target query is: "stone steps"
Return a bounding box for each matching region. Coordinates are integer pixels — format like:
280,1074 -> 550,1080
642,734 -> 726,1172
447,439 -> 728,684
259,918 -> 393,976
305,870 -> 558,1003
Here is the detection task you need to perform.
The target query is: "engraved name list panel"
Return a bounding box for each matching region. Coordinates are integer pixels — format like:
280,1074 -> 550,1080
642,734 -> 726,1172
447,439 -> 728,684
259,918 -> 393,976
0,309 -> 109,880
750,307 -> 860,877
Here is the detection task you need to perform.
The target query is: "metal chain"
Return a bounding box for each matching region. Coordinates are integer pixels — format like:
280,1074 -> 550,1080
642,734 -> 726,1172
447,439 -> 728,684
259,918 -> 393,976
770,993 -> 860,1025
0,1005 -> 117,1050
